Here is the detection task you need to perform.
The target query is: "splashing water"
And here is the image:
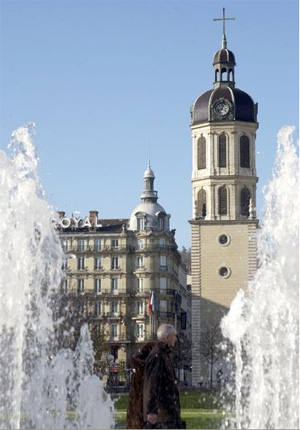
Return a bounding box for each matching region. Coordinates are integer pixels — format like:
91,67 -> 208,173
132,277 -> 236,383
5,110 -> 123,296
221,126 -> 299,429
0,123 -> 115,429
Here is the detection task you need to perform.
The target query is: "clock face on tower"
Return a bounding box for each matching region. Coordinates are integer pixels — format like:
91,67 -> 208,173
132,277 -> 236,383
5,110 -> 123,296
214,100 -> 230,116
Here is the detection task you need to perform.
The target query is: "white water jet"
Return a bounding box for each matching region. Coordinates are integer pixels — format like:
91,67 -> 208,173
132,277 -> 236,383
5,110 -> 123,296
0,123 -> 115,429
222,126 -> 299,429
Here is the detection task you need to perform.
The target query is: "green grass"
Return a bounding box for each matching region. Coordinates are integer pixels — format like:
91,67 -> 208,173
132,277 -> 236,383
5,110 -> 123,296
180,392 -> 222,409
113,392 -> 228,429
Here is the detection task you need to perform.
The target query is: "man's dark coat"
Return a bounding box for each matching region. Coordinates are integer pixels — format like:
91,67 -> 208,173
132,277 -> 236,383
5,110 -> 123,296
127,342 -> 155,429
143,341 -> 182,428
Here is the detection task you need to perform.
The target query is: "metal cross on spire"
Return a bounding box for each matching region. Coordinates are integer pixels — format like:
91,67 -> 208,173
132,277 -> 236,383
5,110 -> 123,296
213,8 -> 235,49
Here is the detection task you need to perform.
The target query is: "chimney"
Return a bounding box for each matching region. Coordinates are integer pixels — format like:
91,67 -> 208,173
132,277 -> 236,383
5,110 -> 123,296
89,210 -> 99,226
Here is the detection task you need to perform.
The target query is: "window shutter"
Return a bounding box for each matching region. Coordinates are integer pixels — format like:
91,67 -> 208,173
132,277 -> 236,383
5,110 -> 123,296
218,134 -> 227,167
240,136 -> 250,168
198,189 -> 207,218
219,187 -> 227,215
241,188 -> 251,216
197,136 -> 206,169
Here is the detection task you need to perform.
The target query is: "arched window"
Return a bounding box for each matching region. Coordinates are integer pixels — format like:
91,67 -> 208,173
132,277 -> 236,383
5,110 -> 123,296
136,213 -> 145,230
241,188 -> 251,217
198,189 -> 207,218
218,134 -> 227,167
240,135 -> 250,168
219,187 -> 227,215
197,136 -> 206,169
158,215 -> 165,230
221,67 -> 226,81
157,212 -> 167,230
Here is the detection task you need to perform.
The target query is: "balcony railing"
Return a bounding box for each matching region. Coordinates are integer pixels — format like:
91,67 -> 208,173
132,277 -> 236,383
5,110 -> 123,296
62,244 -> 178,254
63,288 -> 132,297
159,311 -> 174,319
160,288 -> 175,296
131,312 -> 147,319
63,245 -> 136,254
108,333 -> 134,342
105,311 -> 122,318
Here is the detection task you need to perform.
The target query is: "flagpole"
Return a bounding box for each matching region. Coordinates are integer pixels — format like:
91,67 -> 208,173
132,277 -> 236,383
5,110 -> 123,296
175,292 -> 177,330
149,290 -> 153,339
152,291 -> 154,338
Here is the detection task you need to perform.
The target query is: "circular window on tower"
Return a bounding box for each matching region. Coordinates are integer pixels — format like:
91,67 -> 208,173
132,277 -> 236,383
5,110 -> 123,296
218,234 -> 231,246
219,266 -> 231,279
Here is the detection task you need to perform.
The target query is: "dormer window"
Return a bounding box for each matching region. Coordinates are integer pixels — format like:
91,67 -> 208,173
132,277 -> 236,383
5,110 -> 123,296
136,212 -> 146,231
158,217 -> 164,230
157,212 -> 166,230
137,217 -> 145,230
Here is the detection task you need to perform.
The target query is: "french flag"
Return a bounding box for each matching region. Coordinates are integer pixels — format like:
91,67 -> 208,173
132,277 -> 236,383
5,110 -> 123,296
148,291 -> 155,315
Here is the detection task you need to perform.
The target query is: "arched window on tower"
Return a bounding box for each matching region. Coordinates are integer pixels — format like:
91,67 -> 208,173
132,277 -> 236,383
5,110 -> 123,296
240,135 -> 250,168
241,187 -> 251,217
197,189 -> 207,218
218,186 -> 227,215
218,134 -> 227,167
221,67 -> 226,81
197,136 -> 206,169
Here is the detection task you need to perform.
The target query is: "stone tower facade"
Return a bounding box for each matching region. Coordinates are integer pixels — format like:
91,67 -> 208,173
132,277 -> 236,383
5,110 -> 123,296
189,23 -> 259,386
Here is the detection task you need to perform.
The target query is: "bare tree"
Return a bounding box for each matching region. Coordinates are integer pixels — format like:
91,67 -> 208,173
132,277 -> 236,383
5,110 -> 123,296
199,322 -> 224,390
90,324 -> 111,376
53,290 -> 110,377
174,332 -> 192,370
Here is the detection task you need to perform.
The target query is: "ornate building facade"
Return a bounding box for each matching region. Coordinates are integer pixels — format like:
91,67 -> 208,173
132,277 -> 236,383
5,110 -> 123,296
55,165 -> 191,384
189,15 -> 259,386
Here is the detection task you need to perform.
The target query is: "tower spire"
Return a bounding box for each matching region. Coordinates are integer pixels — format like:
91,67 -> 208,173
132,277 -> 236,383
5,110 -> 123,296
140,164 -> 158,202
148,142 -> 151,169
213,7 -> 236,49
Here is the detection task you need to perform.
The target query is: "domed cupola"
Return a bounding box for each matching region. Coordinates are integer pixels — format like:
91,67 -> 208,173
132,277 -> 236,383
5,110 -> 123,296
213,48 -> 236,89
213,48 -> 236,65
128,164 -> 170,232
190,8 -> 258,126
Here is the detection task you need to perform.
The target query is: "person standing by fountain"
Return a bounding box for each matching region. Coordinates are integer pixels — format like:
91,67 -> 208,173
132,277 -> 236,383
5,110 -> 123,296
127,341 -> 156,429
143,324 -> 185,429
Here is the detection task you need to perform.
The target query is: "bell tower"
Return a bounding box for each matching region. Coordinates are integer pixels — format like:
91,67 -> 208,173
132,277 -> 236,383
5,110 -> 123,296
189,9 -> 259,386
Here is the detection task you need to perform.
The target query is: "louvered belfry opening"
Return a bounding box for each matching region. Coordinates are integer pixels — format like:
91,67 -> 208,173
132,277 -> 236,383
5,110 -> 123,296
218,134 -> 227,167
197,136 -> 206,169
240,135 -> 250,168
219,186 -> 227,215
241,187 -> 251,217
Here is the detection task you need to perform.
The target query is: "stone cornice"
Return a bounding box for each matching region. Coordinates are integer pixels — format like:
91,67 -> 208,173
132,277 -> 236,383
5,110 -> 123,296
189,219 -> 259,226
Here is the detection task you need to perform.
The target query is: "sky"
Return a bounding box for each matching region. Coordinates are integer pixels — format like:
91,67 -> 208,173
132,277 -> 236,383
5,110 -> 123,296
0,0 -> 298,249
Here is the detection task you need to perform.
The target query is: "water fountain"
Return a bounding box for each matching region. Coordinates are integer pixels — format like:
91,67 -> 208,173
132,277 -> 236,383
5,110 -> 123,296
0,123 -> 115,429
221,126 -> 299,429
1,122 -> 298,429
